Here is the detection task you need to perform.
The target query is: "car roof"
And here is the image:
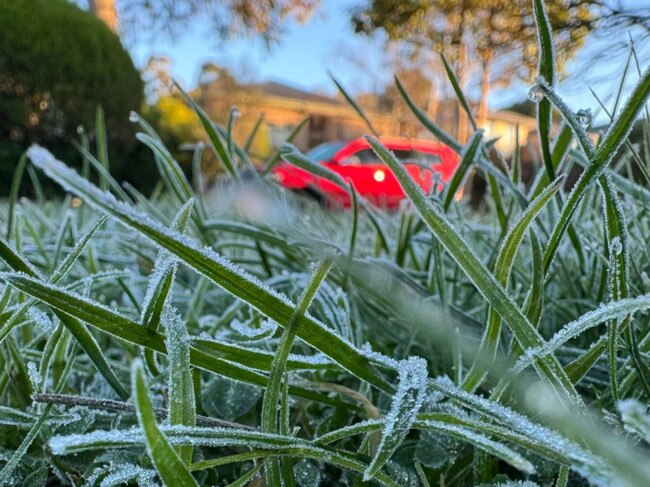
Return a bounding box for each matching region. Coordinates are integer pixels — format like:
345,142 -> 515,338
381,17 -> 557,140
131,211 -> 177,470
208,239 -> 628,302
333,137 -> 449,161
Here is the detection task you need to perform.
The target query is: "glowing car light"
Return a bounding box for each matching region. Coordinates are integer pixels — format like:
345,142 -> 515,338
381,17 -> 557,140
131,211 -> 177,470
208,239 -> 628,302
373,169 -> 386,182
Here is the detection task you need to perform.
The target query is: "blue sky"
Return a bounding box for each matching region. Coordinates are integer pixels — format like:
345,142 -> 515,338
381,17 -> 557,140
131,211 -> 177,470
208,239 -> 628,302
130,0 -> 388,94
129,0 -> 649,121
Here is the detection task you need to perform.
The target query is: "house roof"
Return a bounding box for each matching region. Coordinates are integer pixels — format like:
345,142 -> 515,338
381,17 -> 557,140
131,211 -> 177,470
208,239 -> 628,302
248,81 -> 341,105
487,109 -> 537,126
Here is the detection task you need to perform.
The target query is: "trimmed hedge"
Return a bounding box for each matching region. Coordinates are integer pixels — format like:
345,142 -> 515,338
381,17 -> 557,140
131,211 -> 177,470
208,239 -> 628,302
0,0 -> 148,194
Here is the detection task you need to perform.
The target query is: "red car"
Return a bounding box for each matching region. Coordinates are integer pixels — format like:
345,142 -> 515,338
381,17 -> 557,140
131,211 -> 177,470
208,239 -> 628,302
273,137 -> 459,208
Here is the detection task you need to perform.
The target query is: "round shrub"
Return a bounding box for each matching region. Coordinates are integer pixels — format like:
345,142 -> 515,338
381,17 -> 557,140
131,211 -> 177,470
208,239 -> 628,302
0,0 -> 147,194
0,0 -> 143,141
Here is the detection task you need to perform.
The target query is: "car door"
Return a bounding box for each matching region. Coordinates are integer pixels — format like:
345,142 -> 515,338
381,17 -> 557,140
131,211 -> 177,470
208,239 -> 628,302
322,147 -> 419,207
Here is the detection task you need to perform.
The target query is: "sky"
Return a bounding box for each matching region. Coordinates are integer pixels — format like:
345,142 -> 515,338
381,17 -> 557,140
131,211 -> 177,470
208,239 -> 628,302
129,0 -> 650,122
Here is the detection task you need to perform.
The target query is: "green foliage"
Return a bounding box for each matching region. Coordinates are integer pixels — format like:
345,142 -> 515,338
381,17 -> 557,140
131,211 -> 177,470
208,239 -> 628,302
0,0 -> 145,194
0,0 -> 142,141
1,3 -> 650,486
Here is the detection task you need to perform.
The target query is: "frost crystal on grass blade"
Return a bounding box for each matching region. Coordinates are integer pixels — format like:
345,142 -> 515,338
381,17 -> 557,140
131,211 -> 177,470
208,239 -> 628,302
163,306 -> 195,440
513,295 -> 650,372
231,317 -> 277,339
618,399 -> 650,442
99,463 -> 160,487
364,356 -> 428,480
27,361 -> 42,391
26,146 -> 386,390
27,308 -> 53,332
610,236 -> 623,256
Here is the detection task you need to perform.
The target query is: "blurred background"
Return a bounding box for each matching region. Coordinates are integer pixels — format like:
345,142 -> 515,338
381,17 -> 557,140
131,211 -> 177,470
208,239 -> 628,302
1,0 -> 649,196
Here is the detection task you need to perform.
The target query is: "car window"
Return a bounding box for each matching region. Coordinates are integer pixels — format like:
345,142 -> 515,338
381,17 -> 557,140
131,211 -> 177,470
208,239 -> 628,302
412,151 -> 441,164
344,148 -> 413,165
305,142 -> 346,162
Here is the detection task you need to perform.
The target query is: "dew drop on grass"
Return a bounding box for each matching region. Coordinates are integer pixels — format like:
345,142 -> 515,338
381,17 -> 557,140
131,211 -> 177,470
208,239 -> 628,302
576,108 -> 592,128
528,85 -> 544,103
293,459 -> 321,487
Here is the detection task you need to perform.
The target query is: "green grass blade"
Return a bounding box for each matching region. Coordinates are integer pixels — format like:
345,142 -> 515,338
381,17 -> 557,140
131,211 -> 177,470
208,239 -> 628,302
27,146 -> 394,392
463,176 -> 564,392
317,416 -> 540,472
137,132 -> 193,202
262,256 -> 334,485
530,123 -> 572,199
330,72 -> 379,137
443,130 -> 483,211
261,117 -> 309,176
173,81 -> 240,181
132,360 -> 199,487
6,152 -> 27,241
364,356 -> 427,481
0,239 -> 129,400
512,124 -> 521,184
394,76 -> 461,152
165,310 -> 196,465
72,140 -> 131,201
532,0 -> 556,181
440,54 -> 477,130
55,312 -> 129,400
364,135 -> 581,404
52,428 -> 402,486
279,144 -> 391,252
52,217 -> 107,283
541,66 -> 650,274
0,339 -> 78,484
95,105 -> 109,191
513,295 -> 650,374
0,272 -> 344,406
244,113 -> 265,153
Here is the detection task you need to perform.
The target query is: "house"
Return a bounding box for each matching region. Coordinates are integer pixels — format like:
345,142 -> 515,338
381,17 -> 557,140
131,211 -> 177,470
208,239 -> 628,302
199,78 -> 537,159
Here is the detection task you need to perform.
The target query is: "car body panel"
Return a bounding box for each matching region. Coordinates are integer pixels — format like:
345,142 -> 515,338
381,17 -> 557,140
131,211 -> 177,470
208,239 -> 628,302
273,137 -> 459,208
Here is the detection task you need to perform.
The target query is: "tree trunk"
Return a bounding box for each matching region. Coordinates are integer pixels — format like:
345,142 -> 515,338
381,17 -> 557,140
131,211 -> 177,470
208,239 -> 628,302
478,60 -> 490,128
89,0 -> 118,32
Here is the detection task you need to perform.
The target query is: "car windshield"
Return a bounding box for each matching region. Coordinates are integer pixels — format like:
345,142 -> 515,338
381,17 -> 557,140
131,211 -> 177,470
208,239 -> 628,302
305,142 -> 346,162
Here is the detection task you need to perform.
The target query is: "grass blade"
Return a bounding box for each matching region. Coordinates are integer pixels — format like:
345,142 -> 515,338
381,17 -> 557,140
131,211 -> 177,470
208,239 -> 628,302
462,176 -> 564,392
330,72 -> 379,137
443,130 -> 483,211
262,256 -> 334,485
541,66 -> 650,274
364,135 -> 581,404
532,0 -> 556,181
0,238 -> 129,400
440,54 -> 477,130
173,80 -> 240,181
132,360 -> 198,486
6,152 -> 27,241
364,356 -> 427,480
261,117 -> 310,176
95,105 -> 110,191
394,76 -> 461,152
27,145 -> 394,392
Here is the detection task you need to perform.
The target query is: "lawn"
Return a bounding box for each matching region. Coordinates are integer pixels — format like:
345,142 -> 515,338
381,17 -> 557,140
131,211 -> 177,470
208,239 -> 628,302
1,2 -> 650,486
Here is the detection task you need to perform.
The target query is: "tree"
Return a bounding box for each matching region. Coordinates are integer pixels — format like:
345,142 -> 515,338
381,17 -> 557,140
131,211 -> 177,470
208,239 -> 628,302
86,0 -> 321,43
352,0 -> 648,135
